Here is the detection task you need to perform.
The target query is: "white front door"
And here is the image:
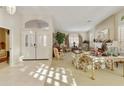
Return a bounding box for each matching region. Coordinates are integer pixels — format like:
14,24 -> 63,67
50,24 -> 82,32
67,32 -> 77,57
36,31 -> 51,59
22,31 -> 36,59
22,30 -> 52,60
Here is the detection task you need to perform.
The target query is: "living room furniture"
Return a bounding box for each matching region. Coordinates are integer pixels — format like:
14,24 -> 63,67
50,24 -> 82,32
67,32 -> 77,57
63,45 -> 71,52
90,56 -> 124,80
72,50 -> 92,71
113,56 -> 124,77
53,47 -> 63,60
72,49 -> 124,80
115,61 -> 124,77
90,56 -> 113,80
0,49 -> 7,62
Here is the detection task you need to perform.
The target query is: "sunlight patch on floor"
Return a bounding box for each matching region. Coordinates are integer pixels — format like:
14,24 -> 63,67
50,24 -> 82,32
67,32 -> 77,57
54,81 -> 60,86
39,75 -> 45,81
28,63 -> 77,86
33,73 -> 39,78
45,67 -> 77,86
29,64 -> 49,82
47,78 -> 52,84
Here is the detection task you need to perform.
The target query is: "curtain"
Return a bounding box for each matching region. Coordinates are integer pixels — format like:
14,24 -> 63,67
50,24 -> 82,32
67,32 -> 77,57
65,34 -> 69,48
78,34 -> 83,47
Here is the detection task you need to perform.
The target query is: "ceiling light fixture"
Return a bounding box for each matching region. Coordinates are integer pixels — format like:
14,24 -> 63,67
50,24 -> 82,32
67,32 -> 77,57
6,6 -> 16,15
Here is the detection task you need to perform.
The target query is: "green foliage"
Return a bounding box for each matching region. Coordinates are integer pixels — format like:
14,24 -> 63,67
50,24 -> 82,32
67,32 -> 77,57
55,32 -> 65,45
121,16 -> 124,21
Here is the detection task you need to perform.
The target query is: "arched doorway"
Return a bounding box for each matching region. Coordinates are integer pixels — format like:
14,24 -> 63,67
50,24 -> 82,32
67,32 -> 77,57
0,27 -> 10,63
21,19 -> 52,60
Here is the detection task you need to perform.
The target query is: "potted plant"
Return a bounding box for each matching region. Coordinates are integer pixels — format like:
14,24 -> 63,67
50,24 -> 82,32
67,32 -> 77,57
55,32 -> 65,46
121,16 -> 124,21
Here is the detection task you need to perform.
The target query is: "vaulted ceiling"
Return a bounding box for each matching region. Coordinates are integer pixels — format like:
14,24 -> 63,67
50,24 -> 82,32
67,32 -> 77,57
17,6 -> 124,32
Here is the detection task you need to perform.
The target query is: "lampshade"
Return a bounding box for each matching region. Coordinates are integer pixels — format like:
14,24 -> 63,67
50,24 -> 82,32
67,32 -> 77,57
6,6 -> 16,15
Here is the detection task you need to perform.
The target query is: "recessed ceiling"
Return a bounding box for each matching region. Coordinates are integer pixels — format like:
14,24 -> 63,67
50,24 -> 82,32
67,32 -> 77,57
17,6 -> 124,32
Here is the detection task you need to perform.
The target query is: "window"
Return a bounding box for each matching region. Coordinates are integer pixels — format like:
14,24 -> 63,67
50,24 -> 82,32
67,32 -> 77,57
43,35 -> 47,47
119,26 -> 124,52
25,35 -> 28,47
69,33 -> 79,47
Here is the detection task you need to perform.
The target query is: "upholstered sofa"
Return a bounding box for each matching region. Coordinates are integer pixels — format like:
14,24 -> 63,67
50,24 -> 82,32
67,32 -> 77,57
72,53 -> 92,71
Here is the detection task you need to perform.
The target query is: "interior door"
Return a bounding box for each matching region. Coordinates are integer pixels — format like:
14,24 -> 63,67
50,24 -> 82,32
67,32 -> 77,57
22,31 -> 36,59
36,31 -> 51,59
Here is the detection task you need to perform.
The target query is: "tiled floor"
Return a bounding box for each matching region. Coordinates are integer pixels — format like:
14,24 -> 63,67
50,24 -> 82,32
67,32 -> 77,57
44,66 -> 76,86
47,53 -> 124,86
0,53 -> 124,86
0,60 -> 51,86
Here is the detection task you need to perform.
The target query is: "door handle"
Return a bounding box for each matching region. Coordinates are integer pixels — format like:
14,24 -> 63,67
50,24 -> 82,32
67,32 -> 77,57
34,43 -> 37,47
34,43 -> 36,46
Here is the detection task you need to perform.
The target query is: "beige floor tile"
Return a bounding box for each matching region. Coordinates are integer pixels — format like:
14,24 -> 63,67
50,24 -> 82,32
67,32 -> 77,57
0,53 -> 124,86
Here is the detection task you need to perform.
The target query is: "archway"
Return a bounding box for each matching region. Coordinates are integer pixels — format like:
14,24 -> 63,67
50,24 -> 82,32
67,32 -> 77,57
25,19 -> 49,29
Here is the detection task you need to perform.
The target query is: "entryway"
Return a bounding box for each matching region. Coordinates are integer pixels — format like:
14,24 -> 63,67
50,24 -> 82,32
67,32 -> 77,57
21,19 -> 52,60
22,30 -> 52,60
0,27 -> 9,63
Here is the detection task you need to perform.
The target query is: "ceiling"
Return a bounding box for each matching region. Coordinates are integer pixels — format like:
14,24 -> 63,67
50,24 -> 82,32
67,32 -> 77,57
17,6 -> 124,32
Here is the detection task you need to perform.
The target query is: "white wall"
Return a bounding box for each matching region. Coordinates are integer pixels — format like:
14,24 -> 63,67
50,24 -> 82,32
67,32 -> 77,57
114,9 -> 124,41
0,8 -> 22,65
94,8 -> 124,41
95,15 -> 116,40
88,28 -> 96,47
78,32 -> 88,41
0,8 -> 55,64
